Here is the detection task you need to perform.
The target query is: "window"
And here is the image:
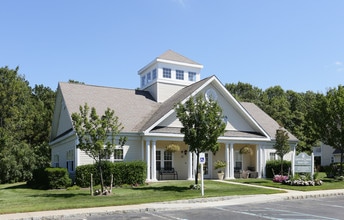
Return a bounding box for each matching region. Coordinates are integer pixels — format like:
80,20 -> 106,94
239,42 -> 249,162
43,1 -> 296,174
114,146 -> 124,161
188,72 -> 196,81
156,150 -> 161,171
176,70 -> 184,80
152,69 -> 157,80
163,68 -> 171,78
53,155 -> 59,167
141,75 -> 146,87
164,151 -> 173,170
269,152 -> 276,161
234,151 -> 242,170
66,150 -> 74,172
147,72 -> 151,83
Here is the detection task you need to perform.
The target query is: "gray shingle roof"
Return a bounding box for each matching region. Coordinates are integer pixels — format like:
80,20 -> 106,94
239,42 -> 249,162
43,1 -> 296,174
240,102 -> 298,142
59,82 -> 160,133
158,50 -> 202,65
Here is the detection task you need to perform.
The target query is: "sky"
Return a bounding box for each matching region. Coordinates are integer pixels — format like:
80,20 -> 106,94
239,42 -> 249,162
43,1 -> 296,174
1,0 -> 343,93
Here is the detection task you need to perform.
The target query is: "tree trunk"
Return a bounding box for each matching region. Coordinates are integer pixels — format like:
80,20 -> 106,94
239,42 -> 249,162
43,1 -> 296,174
195,152 -> 199,185
340,149 -> 344,176
280,157 -> 284,175
98,158 -> 105,193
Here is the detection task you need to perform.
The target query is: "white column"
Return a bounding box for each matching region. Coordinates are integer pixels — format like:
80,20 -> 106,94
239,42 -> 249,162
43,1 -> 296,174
151,140 -> 157,181
187,147 -> 193,180
224,143 -> 230,180
256,144 -> 260,178
229,143 -> 234,178
146,140 -> 151,182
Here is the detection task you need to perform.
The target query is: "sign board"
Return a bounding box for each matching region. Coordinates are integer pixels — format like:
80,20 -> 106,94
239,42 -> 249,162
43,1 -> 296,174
293,152 -> 313,174
199,153 -> 205,164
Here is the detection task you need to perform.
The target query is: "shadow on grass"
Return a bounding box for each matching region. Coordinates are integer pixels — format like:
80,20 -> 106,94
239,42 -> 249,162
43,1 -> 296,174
28,193 -> 89,198
132,185 -> 190,192
1,183 -> 30,190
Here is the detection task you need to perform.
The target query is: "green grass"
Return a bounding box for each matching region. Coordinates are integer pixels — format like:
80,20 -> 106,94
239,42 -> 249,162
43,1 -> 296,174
230,175 -> 344,192
0,180 -> 283,214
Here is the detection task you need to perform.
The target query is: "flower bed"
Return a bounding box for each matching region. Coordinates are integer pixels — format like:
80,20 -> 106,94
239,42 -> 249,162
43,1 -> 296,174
283,179 -> 323,186
272,175 -> 289,183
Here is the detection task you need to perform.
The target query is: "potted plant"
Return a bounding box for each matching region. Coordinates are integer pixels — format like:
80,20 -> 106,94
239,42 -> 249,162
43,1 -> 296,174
166,144 -> 180,152
239,146 -> 252,155
214,160 -> 226,180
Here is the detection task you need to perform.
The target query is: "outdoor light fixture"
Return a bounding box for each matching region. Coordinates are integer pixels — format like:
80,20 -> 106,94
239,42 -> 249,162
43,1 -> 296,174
181,150 -> 187,155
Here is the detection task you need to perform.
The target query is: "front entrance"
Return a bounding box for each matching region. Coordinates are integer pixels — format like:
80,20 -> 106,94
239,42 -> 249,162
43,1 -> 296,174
203,152 -> 212,179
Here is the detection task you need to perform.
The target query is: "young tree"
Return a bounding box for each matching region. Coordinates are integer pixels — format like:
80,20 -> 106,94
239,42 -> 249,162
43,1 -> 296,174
71,103 -> 126,193
310,86 -> 344,176
273,128 -> 291,175
175,94 -> 226,185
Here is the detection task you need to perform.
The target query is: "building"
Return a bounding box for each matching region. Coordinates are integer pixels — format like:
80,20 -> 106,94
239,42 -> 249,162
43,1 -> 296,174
49,50 -> 298,181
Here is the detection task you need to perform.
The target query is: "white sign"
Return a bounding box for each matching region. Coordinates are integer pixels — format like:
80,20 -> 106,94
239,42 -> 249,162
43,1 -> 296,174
199,153 -> 205,164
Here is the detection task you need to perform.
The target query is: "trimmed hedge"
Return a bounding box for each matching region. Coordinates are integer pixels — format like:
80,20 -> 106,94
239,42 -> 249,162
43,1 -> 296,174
28,167 -> 71,189
76,160 -> 147,187
265,160 -> 291,178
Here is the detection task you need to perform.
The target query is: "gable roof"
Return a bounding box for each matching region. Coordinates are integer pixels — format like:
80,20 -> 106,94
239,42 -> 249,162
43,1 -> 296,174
240,102 -> 298,142
56,82 -> 160,133
157,50 -> 202,66
52,77 -> 298,144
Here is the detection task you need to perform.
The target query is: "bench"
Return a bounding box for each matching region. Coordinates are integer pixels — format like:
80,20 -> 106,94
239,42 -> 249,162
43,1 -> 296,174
159,168 -> 178,180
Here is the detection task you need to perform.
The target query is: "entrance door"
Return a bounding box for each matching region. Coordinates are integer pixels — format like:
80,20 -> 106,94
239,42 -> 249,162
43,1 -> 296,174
203,152 -> 212,178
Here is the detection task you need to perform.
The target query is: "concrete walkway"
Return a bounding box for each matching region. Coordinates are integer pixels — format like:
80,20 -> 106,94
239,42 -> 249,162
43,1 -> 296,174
1,180 -> 344,220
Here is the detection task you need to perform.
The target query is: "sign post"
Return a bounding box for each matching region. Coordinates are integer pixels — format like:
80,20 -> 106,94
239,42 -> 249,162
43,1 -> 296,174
199,152 -> 205,196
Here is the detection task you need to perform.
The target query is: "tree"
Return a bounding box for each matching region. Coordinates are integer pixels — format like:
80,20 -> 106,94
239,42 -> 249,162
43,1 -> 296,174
273,128 -> 291,175
175,94 -> 226,185
71,103 -> 126,193
310,86 -> 344,176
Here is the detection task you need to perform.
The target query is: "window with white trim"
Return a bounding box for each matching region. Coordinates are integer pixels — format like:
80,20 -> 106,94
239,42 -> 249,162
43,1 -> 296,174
114,146 -> 124,161
53,154 -> 59,167
163,68 -> 171,78
234,151 -> 242,170
176,70 -> 184,80
164,151 -> 173,170
66,150 -> 74,172
147,72 -> 151,83
152,69 -> 157,80
188,72 -> 196,81
156,150 -> 161,171
269,152 -> 277,161
141,75 -> 146,87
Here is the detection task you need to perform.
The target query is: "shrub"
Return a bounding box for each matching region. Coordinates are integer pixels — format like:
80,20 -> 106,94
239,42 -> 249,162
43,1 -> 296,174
76,161 -> 147,187
265,160 -> 291,178
45,168 -> 72,189
75,164 -> 96,187
27,167 -> 49,189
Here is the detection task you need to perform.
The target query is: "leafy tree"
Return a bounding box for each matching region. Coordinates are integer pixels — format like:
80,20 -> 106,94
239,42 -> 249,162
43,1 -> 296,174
175,95 -> 226,185
225,81 -> 263,104
71,103 -> 126,193
310,86 -> 344,176
273,128 -> 290,175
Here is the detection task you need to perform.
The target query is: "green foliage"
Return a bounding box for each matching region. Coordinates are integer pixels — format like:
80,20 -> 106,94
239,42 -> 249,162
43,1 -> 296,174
75,161 -> 146,187
45,167 -> 72,189
71,103 -> 126,192
273,129 -> 291,174
0,67 -> 55,183
310,86 -> 344,176
28,167 -> 71,189
265,160 -> 291,178
75,164 -> 97,187
175,94 -> 226,184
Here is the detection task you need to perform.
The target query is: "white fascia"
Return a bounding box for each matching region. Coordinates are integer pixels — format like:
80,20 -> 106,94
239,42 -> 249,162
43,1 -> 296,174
156,59 -> 204,69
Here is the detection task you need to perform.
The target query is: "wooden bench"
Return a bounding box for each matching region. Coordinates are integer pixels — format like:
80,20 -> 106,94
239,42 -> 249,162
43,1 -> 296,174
159,168 -> 178,180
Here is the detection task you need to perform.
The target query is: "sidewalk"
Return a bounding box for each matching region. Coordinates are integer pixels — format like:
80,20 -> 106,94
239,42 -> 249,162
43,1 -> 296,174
1,180 -> 344,220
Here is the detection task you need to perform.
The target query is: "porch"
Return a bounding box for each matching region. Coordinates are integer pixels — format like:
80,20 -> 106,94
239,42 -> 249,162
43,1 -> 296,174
143,140 -> 264,181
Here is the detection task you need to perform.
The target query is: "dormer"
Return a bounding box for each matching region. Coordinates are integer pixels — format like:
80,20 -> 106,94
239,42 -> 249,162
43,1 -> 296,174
138,50 -> 203,103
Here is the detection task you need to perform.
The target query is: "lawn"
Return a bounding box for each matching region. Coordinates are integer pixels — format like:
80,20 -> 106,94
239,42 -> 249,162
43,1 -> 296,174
230,175 -> 344,192
0,180 -> 283,214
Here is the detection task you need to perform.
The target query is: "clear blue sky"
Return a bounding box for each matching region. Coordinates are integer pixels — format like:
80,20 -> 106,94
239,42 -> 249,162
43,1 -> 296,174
1,0 -> 343,93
